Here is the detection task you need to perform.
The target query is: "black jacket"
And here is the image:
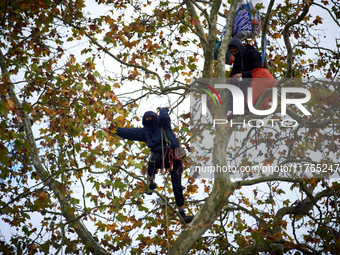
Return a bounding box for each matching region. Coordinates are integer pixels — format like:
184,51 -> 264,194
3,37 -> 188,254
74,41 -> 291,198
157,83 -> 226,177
115,108 -> 179,152
228,38 -> 262,78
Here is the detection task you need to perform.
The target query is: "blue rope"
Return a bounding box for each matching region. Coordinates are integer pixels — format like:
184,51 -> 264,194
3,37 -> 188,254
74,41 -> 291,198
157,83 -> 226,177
261,34 -> 267,63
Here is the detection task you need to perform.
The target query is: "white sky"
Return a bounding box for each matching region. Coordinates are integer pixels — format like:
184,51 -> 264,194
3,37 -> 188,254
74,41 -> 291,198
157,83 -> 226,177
1,0 -> 339,253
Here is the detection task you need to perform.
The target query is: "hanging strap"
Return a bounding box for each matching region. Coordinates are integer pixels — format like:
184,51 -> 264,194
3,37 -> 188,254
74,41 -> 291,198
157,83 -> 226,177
161,126 -> 170,147
160,126 -> 171,253
160,126 -> 173,171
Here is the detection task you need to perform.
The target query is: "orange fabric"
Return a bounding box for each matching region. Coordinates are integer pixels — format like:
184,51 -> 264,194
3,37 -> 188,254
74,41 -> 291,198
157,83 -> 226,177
248,68 -> 277,110
228,54 -> 235,65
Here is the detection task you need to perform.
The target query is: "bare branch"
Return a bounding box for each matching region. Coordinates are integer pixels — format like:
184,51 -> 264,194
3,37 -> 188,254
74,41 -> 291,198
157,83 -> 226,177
184,0 -> 208,50
283,1 -> 312,78
58,17 -> 187,94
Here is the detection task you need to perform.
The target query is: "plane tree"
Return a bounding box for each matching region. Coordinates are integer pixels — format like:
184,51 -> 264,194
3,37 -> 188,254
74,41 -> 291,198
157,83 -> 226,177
0,0 -> 339,254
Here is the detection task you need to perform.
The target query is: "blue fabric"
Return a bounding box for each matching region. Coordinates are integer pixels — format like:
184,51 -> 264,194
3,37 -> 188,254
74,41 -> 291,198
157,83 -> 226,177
233,8 -> 252,39
116,108 -> 179,152
214,39 -> 233,64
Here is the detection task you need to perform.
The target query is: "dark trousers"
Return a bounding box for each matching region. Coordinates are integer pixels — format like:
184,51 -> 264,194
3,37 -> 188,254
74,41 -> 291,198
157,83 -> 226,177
147,149 -> 184,208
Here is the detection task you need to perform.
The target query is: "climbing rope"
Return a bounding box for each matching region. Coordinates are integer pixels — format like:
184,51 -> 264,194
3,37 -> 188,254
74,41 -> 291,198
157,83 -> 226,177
160,129 -> 171,254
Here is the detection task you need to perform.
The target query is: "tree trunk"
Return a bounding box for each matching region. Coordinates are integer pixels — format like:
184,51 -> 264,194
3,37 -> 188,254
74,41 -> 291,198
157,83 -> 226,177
171,124 -> 235,254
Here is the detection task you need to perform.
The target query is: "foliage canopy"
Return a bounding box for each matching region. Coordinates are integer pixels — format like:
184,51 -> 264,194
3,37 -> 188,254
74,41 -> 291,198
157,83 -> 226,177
0,0 -> 339,254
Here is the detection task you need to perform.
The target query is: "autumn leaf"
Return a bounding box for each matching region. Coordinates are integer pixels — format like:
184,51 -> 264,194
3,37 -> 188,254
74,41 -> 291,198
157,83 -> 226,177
87,73 -> 97,83
1,1 -> 339,255
7,99 -> 15,110
39,191 -> 48,200
272,33 -> 281,39
313,16 -> 323,25
59,74 -> 66,81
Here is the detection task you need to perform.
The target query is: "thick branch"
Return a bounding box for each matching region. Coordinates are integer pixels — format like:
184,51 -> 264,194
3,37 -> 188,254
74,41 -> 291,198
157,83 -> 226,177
170,126 -> 235,254
184,0 -> 208,51
261,0 -> 275,68
0,50 -> 108,255
283,1 -> 312,78
217,0 -> 238,78
202,0 -> 222,78
276,185 -> 340,222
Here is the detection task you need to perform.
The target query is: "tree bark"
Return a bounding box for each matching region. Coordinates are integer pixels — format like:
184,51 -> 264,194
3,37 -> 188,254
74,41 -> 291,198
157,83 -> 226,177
171,106 -> 235,254
217,0 -> 238,78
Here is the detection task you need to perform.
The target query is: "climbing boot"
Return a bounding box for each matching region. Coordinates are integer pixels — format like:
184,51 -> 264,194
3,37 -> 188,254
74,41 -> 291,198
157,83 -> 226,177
146,180 -> 156,195
179,210 -> 194,223
149,180 -> 157,190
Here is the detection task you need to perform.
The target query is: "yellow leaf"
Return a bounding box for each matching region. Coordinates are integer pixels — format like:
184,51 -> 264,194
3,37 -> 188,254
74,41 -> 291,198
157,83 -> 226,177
7,99 -> 15,109
116,115 -> 125,124
107,223 -> 117,232
59,74 -> 66,81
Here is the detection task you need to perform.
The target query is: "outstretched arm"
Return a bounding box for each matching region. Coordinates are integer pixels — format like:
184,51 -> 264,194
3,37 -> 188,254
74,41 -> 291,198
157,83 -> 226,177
158,107 -> 172,130
104,126 -> 146,142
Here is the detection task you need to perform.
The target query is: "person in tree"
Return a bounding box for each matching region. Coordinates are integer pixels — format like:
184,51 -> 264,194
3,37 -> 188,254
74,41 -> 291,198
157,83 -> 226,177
227,37 -> 262,119
104,107 -> 193,223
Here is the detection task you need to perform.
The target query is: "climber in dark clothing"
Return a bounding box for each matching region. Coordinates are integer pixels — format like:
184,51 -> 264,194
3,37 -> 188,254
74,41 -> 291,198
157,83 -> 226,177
104,107 -> 193,223
227,37 -> 262,119
228,37 -> 262,79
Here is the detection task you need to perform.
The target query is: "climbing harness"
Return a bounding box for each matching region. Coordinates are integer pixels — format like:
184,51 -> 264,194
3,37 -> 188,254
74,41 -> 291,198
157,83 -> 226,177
160,126 -> 186,175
